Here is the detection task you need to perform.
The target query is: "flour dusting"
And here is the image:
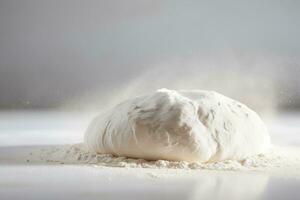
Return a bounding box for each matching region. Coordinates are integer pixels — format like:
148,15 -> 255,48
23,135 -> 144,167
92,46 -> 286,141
28,143 -> 300,175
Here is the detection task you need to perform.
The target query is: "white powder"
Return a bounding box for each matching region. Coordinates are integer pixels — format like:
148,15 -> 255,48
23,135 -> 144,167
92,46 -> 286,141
28,143 -> 300,176
27,89 -> 300,176
85,89 -> 270,162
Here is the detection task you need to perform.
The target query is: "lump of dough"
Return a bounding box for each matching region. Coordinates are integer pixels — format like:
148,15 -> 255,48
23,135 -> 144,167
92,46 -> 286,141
84,89 -> 271,162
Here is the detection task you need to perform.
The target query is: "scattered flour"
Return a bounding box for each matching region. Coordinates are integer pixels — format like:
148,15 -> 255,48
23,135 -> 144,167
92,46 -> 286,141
28,143 -> 300,175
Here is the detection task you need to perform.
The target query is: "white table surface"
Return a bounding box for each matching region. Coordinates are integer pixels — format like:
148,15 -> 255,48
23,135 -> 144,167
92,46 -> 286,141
0,111 -> 299,200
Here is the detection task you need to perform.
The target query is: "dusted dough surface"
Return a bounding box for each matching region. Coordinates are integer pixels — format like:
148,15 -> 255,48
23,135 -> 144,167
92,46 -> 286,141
84,89 -> 271,162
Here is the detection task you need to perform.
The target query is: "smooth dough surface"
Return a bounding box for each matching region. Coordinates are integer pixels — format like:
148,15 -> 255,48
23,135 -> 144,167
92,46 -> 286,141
84,89 -> 271,162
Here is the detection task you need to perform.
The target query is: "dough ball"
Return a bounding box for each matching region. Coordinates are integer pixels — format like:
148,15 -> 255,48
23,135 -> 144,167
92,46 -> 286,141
84,89 -> 271,162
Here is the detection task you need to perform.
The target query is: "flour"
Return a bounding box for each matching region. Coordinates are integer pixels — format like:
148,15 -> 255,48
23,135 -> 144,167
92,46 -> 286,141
84,89 -> 270,162
28,143 -> 300,176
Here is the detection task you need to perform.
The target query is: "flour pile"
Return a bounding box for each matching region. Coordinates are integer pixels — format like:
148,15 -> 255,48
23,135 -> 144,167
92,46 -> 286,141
84,89 -> 270,162
28,144 -> 300,175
